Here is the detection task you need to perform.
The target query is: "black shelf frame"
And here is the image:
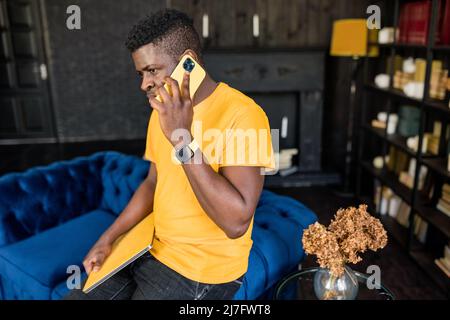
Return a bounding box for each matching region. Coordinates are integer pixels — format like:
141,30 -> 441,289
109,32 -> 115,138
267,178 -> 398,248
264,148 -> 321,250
356,0 -> 450,296
373,43 -> 450,52
362,124 -> 436,157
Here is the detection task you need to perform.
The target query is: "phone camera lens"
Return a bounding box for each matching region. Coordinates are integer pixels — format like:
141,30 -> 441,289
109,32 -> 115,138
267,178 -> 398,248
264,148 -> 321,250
183,58 -> 195,72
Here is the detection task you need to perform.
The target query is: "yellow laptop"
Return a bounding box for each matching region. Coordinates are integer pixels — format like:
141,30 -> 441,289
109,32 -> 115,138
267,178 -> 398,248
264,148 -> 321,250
82,214 -> 155,293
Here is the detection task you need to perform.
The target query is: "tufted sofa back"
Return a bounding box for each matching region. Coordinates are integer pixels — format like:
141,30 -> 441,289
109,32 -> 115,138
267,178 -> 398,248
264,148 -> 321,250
0,153 -> 105,247
99,152 -> 149,216
0,151 -> 152,248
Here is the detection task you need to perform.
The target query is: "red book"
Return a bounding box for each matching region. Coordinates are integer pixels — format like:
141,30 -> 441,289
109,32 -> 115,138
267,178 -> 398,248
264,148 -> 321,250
406,0 -> 431,45
417,0 -> 431,45
407,2 -> 417,43
435,0 -> 442,43
399,2 -> 410,43
440,0 -> 450,44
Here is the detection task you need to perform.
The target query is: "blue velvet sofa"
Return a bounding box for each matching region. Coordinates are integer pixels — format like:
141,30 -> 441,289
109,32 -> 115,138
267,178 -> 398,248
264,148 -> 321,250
0,151 -> 317,300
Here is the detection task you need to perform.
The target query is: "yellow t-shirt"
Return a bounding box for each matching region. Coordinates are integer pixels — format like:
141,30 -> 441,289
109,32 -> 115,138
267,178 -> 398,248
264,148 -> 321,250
144,82 -> 275,284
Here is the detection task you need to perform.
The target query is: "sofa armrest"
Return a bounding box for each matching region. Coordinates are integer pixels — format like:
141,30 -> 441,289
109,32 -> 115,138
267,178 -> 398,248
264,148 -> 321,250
0,153 -> 105,247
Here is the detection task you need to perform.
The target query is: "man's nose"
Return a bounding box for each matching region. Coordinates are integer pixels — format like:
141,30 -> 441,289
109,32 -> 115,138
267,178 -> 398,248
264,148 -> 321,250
140,74 -> 154,93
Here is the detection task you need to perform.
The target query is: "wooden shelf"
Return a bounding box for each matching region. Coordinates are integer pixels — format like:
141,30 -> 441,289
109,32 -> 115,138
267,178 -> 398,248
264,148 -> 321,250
361,161 -> 413,205
365,84 -> 423,107
365,84 -> 450,117
380,215 -> 409,248
370,43 -> 428,50
425,98 -> 450,115
421,158 -> 450,180
433,45 -> 450,52
414,204 -> 450,239
371,42 -> 450,52
409,249 -> 450,294
363,125 -> 429,157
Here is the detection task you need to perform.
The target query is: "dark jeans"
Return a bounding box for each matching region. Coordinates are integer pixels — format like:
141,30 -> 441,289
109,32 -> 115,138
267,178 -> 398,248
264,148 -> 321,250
64,252 -> 243,300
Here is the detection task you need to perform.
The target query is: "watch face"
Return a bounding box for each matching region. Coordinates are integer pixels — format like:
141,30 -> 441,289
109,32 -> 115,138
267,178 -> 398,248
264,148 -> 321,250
176,145 -> 194,163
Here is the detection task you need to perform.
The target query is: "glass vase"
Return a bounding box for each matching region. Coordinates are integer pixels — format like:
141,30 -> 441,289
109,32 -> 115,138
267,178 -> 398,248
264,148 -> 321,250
313,265 -> 359,300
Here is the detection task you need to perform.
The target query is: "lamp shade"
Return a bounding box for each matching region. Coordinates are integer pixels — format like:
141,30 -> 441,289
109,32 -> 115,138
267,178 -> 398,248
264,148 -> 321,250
330,19 -> 378,57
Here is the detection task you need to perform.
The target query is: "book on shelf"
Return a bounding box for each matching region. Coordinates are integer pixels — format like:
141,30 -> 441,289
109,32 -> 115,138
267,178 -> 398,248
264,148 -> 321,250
398,168 -> 427,191
423,122 -> 441,155
388,195 -> 402,218
442,184 -> 450,198
448,154 -> 450,172
438,196 -> 450,210
437,201 -> 450,218
413,215 -> 428,243
374,184 -> 388,215
397,105 -> 420,138
435,258 -> 450,277
429,60 -> 448,101
420,168 -> 435,199
434,244 -> 450,278
374,184 -> 397,216
398,0 -> 450,45
437,197 -> 450,209
371,119 -> 386,129
437,0 -> 450,45
274,148 -> 298,171
399,171 -> 414,189
396,201 -> 411,228
442,183 -> 450,194
387,147 -> 410,175
414,58 -> 426,82
398,0 -> 431,45
437,183 -> 450,218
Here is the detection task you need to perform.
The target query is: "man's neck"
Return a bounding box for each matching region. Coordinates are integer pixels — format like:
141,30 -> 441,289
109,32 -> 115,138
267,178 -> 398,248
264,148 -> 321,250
192,74 -> 218,107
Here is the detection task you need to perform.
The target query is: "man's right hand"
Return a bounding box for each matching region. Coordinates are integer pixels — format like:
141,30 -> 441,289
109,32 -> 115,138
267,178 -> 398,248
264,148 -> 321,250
82,240 -> 113,275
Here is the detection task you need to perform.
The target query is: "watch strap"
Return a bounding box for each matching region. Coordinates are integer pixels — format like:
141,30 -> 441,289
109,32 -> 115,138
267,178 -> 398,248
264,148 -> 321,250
188,139 -> 200,154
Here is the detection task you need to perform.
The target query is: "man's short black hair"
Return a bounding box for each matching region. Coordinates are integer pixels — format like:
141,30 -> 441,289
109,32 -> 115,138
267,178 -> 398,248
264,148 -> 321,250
125,9 -> 202,61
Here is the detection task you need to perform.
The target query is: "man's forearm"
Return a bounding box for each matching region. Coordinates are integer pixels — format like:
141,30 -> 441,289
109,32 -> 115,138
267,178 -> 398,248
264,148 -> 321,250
98,178 -> 156,244
181,150 -> 257,239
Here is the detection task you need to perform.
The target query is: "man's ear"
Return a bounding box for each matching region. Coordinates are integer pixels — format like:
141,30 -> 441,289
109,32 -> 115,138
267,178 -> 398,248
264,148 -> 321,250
179,49 -> 199,63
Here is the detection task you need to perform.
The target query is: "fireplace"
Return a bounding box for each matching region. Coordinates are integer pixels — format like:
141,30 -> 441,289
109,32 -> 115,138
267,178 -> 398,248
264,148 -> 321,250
204,50 -> 339,187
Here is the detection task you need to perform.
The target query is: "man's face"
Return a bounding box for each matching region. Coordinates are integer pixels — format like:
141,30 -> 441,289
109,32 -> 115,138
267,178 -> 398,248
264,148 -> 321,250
132,43 -> 177,99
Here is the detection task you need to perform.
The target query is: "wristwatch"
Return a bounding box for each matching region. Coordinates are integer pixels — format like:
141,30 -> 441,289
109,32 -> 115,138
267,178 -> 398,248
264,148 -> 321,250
174,139 -> 199,164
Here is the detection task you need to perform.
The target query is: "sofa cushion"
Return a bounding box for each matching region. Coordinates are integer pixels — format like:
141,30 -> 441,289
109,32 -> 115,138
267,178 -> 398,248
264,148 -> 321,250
0,210 -> 115,299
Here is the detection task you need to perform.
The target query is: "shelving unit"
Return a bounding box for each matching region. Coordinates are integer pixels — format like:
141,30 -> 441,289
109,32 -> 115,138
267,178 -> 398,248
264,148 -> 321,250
356,0 -> 450,296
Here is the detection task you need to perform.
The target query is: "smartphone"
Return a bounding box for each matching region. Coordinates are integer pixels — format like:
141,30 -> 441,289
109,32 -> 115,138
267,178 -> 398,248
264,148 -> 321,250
156,54 -> 206,102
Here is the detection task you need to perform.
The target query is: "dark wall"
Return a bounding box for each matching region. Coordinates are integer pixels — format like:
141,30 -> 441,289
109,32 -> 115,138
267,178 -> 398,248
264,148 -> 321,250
40,0 -> 376,168
171,0 -> 377,176
170,0 -> 373,48
42,0 -> 165,142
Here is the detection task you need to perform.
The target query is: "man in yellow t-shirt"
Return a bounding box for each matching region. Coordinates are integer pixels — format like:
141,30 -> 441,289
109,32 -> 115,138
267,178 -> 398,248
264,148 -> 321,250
66,9 -> 274,300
